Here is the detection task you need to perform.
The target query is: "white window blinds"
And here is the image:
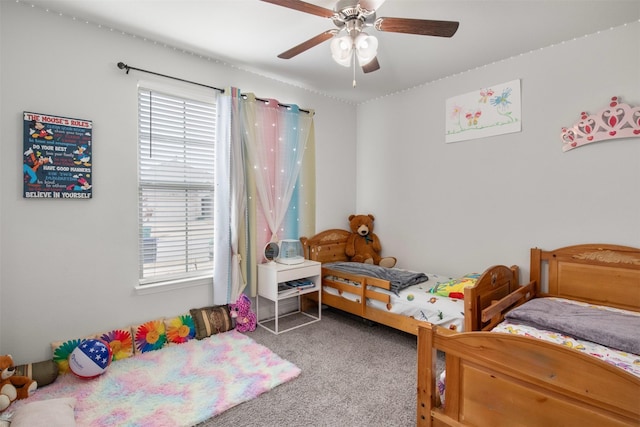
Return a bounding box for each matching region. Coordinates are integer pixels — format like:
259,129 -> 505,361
138,88 -> 216,285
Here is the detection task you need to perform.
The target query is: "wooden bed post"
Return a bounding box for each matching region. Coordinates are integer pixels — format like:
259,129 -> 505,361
417,325 -> 435,427
530,247 -> 542,292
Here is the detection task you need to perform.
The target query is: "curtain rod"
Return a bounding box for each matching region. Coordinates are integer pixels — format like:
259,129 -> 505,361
116,62 -> 311,114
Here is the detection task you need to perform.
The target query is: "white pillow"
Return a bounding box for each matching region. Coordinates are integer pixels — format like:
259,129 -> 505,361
10,398 -> 76,427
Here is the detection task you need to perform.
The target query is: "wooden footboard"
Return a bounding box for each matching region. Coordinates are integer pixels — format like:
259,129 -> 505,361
417,324 -> 640,427
463,264 -> 521,331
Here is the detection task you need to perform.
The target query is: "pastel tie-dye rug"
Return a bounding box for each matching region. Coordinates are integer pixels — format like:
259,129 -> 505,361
8,331 -> 300,426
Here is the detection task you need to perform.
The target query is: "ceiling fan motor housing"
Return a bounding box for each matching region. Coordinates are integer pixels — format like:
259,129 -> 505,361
332,0 -> 376,31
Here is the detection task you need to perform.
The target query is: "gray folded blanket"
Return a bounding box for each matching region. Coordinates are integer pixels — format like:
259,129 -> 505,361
505,298 -> 640,355
324,262 -> 428,295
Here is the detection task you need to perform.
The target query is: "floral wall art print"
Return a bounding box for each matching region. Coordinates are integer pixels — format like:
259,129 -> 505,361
446,79 -> 521,143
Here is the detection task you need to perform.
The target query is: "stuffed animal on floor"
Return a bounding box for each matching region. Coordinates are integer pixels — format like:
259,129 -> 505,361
0,355 -> 37,413
229,294 -> 257,332
345,214 -> 397,268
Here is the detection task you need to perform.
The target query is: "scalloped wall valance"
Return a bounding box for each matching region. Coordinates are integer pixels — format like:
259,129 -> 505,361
561,96 -> 640,152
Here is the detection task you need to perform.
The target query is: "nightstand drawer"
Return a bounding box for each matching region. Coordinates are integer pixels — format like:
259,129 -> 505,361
277,264 -> 320,283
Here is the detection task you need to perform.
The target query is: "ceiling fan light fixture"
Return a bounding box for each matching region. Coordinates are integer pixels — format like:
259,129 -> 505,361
354,32 -> 378,66
330,35 -> 353,67
265,0 -> 461,77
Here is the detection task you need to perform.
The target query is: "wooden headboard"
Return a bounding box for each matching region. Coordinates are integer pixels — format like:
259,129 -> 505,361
300,229 -> 351,263
530,243 -> 640,312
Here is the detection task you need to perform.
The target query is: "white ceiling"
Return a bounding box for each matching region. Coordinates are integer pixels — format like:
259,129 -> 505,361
24,0 -> 640,104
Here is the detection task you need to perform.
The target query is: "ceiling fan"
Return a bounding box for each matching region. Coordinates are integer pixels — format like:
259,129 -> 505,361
260,0 -> 459,76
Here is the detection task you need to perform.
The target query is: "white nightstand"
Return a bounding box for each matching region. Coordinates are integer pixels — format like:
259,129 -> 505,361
256,260 -> 322,334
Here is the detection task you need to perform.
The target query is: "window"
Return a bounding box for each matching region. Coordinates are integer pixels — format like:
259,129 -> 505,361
138,86 -> 216,286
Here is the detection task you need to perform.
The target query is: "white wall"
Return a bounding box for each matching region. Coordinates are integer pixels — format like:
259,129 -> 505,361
0,2 -> 357,361
356,21 -> 640,282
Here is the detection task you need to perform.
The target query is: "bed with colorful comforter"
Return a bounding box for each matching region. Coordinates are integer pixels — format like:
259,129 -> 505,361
301,229 -> 520,335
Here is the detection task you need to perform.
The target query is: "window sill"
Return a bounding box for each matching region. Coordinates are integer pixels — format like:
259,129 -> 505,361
134,275 -> 212,295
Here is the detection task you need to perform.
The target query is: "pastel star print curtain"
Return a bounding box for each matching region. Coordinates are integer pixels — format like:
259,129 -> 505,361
241,94 -> 316,296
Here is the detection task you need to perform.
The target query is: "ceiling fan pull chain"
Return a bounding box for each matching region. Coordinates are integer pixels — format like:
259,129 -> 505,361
352,51 -> 357,88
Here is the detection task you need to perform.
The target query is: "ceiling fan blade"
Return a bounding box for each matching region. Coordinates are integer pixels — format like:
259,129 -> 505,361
362,57 -> 380,73
278,30 -> 338,59
260,0 -> 334,18
358,0 -> 386,12
375,17 -> 459,37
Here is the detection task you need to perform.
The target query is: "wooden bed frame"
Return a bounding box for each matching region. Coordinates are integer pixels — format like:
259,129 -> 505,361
417,243 -> 640,427
300,229 -> 520,335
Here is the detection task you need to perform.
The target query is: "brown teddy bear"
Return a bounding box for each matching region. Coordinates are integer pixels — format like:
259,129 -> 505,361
345,214 -> 396,268
0,354 -> 37,412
